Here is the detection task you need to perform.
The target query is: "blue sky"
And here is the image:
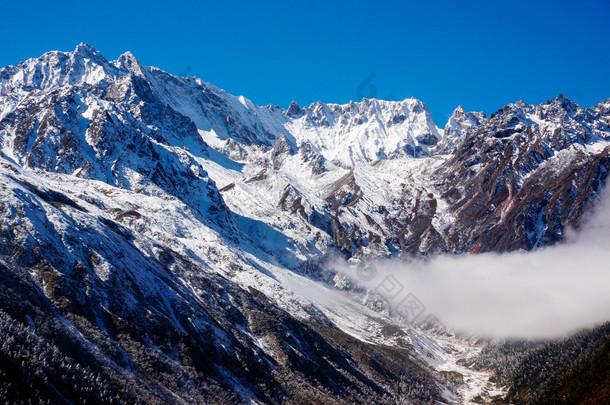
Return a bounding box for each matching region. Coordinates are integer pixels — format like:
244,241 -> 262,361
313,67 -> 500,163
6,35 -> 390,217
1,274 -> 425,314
2,0 -> 609,123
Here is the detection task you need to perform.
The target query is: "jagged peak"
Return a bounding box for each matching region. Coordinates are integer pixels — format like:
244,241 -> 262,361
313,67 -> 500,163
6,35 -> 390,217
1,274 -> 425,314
115,50 -> 145,76
286,101 -> 302,116
536,94 -> 578,109
436,105 -> 487,154
118,50 -> 137,61
449,105 -> 486,121
555,93 -> 570,102
0,44 -> 113,91
515,99 -> 528,109
453,105 -> 466,114
304,97 -> 432,114
18,43 -> 105,66
551,93 -> 581,110
73,42 -> 99,56
69,43 -> 108,66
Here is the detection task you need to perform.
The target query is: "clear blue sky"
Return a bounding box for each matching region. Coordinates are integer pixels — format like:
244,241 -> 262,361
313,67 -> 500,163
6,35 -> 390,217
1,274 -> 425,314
2,0 -> 609,123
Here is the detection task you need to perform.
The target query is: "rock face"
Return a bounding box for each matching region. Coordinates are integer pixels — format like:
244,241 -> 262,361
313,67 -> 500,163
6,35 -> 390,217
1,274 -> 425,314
438,96 -> 610,252
1,44 -> 609,404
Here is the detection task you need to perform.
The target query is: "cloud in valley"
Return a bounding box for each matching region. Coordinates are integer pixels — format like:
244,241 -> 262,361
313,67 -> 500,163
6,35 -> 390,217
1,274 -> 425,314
334,190 -> 610,339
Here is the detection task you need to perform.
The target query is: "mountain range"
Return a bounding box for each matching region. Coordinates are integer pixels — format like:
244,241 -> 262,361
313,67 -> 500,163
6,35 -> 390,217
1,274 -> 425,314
0,44 -> 609,404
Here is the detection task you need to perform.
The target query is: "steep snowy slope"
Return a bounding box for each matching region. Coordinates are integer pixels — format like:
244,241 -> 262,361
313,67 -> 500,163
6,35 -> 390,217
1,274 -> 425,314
0,154 -> 455,404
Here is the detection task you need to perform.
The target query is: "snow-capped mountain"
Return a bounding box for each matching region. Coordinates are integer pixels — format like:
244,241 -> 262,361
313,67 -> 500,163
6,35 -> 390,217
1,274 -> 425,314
1,44 -> 609,404
435,105 -> 486,154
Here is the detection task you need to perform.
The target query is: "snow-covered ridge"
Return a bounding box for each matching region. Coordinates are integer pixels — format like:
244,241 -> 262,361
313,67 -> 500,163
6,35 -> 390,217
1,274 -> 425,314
285,97 -> 442,166
1,44 -> 609,261
1,44 -> 446,168
2,45 -> 609,252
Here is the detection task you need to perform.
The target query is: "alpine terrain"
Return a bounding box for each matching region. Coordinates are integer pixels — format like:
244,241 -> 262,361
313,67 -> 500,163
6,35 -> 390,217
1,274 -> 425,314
0,44 -> 609,404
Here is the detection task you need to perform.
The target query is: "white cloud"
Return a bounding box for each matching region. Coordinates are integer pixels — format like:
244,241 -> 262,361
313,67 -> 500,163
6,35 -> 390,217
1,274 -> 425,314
335,190 -> 610,338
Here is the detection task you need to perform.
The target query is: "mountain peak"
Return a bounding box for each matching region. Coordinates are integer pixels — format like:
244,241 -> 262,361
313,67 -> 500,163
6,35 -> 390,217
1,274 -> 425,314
72,43 -> 103,59
286,101 -> 302,116
74,42 -> 96,52
435,105 -> 487,154
556,93 -> 568,101
119,50 -> 136,59
453,105 -> 466,114
115,51 -> 144,76
544,94 -> 581,114
551,93 -> 577,106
